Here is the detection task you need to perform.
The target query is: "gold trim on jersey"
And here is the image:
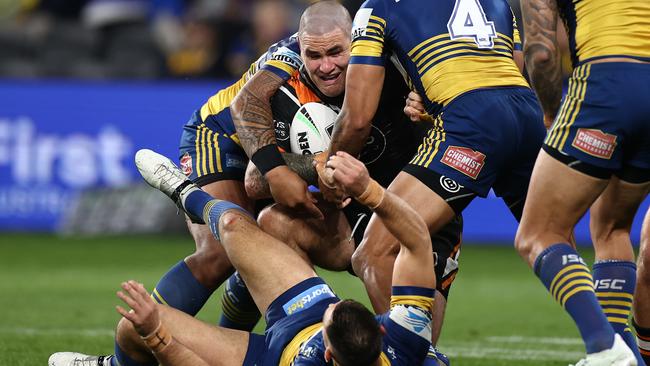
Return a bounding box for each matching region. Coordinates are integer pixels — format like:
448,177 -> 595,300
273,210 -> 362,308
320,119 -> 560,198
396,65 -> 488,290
390,295 -> 435,311
545,64 -> 591,149
351,39 -> 384,58
573,0 -> 650,63
200,77 -> 247,121
411,115 -> 445,168
279,323 -> 323,366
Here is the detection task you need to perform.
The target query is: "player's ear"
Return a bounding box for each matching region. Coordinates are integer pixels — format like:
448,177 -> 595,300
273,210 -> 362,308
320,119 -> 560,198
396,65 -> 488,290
324,347 -> 333,362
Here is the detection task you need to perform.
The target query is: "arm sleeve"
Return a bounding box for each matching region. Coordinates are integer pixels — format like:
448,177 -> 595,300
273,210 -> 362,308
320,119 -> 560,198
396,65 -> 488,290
350,0 -> 389,66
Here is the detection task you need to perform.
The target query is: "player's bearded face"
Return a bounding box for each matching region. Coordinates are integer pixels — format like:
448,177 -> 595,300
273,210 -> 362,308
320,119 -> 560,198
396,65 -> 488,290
300,29 -> 351,97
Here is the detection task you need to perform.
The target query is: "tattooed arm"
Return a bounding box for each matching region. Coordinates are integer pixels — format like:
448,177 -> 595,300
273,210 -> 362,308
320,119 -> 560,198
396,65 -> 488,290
521,0 -> 562,128
231,70 -> 324,218
245,153 -> 318,199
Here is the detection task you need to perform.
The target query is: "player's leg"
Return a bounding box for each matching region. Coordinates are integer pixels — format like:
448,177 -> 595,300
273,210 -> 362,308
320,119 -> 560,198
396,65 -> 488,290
114,302 -> 250,366
515,150 -> 617,353
257,203 -> 355,271
590,176 -> 650,365
152,180 -> 253,315
136,149 -> 318,315
351,172 -> 464,344
635,208 -> 650,365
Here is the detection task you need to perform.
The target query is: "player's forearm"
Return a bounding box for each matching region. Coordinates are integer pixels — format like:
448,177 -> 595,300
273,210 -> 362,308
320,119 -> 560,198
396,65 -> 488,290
328,108 -> 372,158
245,153 -> 317,199
521,0 -> 562,121
360,182 -> 430,255
231,70 -> 285,158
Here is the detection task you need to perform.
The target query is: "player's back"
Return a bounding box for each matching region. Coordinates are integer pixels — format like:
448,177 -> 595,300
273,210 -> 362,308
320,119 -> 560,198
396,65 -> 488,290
556,0 -> 650,66
351,0 -> 528,116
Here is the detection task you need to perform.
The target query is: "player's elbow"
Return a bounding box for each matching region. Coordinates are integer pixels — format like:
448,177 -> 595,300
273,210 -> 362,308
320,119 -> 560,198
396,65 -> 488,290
524,44 -> 554,70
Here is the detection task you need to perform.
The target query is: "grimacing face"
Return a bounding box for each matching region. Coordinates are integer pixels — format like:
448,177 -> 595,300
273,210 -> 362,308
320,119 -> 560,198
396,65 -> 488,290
299,28 -> 351,98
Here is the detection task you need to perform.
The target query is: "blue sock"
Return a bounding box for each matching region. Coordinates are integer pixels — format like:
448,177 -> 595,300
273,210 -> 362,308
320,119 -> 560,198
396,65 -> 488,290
219,271 -> 261,331
151,260 -> 212,316
182,189 -> 214,222
534,244 -> 615,353
113,340 -> 156,366
593,260 -> 644,365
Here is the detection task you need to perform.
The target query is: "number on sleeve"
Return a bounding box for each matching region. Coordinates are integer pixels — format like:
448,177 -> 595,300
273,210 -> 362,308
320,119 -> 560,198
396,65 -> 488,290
447,0 -> 497,48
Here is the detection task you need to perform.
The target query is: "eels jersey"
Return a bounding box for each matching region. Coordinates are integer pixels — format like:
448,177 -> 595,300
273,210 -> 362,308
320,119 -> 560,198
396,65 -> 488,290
271,63 -> 426,188
556,0 -> 650,66
198,34 -> 302,136
285,287 -> 436,366
350,0 -> 528,117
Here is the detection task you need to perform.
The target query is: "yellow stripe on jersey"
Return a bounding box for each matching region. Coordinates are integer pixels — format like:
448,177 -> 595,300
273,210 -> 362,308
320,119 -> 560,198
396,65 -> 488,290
214,132 -> 222,173
370,15 -> 386,28
390,295 -> 434,311
195,124 -> 202,177
265,59 -> 297,76
200,125 -> 208,176
151,289 -> 169,305
351,39 -> 384,58
200,77 -> 247,121
573,0 -> 650,63
410,115 -> 445,168
279,323 -> 322,366
206,129 -> 215,174
420,55 -> 527,106
545,64 -> 590,149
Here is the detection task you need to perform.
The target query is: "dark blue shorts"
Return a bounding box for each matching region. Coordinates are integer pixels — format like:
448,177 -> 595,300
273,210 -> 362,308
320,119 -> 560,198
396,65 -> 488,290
544,62 -> 650,180
178,109 -> 248,187
243,277 -> 340,366
405,87 -> 545,200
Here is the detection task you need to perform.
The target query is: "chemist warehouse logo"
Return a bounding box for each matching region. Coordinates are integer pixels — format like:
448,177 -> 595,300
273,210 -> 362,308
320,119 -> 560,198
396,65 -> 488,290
441,146 -> 485,179
282,284 -> 336,315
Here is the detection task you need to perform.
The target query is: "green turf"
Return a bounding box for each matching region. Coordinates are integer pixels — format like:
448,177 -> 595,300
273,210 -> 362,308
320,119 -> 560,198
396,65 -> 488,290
0,234 -> 601,365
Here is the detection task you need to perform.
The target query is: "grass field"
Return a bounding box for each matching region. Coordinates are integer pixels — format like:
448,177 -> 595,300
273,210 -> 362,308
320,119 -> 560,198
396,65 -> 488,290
0,233 -> 599,366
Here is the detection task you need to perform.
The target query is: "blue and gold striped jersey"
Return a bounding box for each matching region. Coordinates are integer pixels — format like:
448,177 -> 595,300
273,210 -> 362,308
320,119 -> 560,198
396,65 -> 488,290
557,0 -> 650,66
199,34 -> 302,127
288,286 -> 435,366
350,0 -> 528,116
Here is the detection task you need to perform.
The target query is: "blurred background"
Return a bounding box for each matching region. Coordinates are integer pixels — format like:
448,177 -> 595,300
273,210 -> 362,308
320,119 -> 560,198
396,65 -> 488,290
0,2 -> 647,365
0,0 -> 645,239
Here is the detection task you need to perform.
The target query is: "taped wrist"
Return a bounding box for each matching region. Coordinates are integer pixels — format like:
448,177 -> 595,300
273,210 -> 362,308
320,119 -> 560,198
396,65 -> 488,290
356,179 -> 385,209
141,322 -> 172,353
251,144 -> 286,176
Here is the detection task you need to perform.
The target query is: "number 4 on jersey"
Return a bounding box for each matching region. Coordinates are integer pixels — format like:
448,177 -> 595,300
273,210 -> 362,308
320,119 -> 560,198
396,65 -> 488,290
447,0 -> 497,49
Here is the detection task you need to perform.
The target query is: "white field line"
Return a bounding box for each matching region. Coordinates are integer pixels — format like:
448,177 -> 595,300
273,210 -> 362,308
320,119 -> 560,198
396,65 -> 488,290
0,327 -> 113,337
0,328 -> 586,362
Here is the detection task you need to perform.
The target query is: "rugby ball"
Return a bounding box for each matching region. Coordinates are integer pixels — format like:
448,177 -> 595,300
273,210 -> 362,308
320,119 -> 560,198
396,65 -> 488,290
289,102 -> 337,155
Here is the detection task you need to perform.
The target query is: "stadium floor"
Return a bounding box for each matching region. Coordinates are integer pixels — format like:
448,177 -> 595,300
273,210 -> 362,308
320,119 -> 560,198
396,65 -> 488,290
0,233 -> 603,365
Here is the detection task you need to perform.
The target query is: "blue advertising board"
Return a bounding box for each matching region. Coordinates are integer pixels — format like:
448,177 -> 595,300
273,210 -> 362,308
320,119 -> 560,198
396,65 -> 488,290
0,79 -> 648,245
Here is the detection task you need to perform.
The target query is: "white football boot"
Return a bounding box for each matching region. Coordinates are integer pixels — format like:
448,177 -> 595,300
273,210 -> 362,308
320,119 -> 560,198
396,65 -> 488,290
48,353 -> 113,366
571,334 -> 637,366
134,148 -> 204,224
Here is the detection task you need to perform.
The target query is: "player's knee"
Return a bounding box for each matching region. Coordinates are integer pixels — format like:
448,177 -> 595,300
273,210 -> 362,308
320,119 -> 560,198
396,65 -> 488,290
351,238 -> 394,278
639,254 -> 650,284
514,227 -> 536,261
257,205 -> 288,240
115,317 -> 140,354
219,210 -> 251,237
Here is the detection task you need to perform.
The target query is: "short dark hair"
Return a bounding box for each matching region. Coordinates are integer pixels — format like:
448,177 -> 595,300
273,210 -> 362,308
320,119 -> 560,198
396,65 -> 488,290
325,299 -> 382,366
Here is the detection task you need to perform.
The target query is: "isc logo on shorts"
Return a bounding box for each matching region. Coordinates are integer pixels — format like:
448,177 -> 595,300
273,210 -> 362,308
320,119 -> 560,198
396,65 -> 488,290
282,284 -> 336,315
571,128 -> 617,159
441,146 -> 485,179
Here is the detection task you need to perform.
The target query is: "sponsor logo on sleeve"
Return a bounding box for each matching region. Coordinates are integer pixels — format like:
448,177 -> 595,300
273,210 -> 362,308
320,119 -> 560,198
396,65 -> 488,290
352,8 -> 373,40
440,146 -> 485,179
571,128 -> 617,159
270,46 -> 302,70
180,152 -> 193,176
388,304 -> 433,341
282,284 -> 336,315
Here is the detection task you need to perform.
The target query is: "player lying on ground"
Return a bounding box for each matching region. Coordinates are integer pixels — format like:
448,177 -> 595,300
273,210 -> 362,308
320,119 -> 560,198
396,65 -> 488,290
64,149 -> 447,366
